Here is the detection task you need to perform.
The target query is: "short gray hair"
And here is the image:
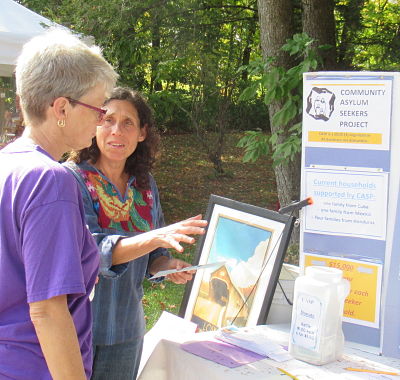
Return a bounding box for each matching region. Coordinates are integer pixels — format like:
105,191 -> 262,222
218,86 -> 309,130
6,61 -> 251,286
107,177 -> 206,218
16,29 -> 118,124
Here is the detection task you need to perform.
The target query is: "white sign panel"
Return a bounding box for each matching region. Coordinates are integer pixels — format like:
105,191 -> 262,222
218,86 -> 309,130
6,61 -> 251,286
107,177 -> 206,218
304,168 -> 388,240
303,76 -> 392,150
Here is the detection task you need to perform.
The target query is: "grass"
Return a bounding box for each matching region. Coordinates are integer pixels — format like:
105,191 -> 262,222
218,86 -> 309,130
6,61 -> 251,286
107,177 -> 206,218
142,132 -> 279,329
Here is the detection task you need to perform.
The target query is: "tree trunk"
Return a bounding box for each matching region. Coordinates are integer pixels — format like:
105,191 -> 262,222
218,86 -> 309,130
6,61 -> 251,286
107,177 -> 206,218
257,0 -> 338,249
302,0 -> 337,69
241,16 -> 257,81
257,0 -> 301,212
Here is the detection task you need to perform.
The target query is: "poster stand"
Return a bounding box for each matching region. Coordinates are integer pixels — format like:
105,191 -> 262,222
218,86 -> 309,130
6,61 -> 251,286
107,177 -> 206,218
300,72 -> 400,357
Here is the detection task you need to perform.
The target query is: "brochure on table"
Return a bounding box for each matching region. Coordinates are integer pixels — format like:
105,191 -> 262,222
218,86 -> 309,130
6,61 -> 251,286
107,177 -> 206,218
300,72 -> 400,358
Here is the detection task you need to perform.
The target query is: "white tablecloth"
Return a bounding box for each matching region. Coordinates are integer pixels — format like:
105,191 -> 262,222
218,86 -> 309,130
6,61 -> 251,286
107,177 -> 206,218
138,326 -> 400,380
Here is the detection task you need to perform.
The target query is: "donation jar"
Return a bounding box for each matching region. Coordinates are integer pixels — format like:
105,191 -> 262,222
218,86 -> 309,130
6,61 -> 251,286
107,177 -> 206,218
289,266 -> 350,365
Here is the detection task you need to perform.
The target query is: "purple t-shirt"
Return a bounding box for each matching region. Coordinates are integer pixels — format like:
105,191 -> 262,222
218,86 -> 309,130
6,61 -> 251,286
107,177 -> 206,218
0,138 -> 99,379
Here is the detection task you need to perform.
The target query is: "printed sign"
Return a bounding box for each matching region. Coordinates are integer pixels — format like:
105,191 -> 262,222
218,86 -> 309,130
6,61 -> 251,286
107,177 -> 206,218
304,167 -> 388,240
303,76 -> 392,150
291,293 -> 323,351
304,253 -> 382,328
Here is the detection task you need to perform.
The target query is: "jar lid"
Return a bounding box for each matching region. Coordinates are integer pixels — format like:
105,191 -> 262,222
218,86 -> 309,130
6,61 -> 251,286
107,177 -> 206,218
305,266 -> 343,282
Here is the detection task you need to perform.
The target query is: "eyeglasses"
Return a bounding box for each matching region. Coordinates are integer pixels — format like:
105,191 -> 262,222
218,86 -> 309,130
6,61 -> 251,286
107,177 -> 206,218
66,97 -> 107,122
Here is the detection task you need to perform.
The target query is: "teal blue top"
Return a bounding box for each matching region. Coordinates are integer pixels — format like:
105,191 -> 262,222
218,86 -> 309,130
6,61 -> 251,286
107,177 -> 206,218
64,161 -> 170,345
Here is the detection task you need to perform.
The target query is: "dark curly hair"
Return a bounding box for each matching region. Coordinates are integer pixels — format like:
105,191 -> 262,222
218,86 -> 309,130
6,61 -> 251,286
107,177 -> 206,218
69,87 -> 160,190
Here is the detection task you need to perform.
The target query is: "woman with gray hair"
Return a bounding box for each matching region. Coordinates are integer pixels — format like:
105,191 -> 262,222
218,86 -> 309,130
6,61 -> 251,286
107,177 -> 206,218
0,29 -> 117,379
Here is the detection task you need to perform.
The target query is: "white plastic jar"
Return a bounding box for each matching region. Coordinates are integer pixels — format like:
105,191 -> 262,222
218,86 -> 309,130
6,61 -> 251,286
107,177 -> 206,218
289,266 -> 350,365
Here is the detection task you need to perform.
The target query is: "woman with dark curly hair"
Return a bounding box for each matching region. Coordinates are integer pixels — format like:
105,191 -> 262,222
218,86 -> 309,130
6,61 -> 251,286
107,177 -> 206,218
65,87 -> 206,380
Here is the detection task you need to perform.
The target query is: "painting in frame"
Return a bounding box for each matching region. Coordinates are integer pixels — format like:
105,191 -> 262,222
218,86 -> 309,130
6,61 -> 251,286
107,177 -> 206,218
179,195 -> 295,331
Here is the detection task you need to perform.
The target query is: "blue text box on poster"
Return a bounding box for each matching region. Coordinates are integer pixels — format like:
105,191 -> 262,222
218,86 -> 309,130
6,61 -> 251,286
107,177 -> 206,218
304,168 -> 388,240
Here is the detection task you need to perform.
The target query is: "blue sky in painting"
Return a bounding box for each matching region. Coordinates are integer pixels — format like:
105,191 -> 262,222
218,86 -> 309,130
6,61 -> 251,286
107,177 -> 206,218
209,216 -> 272,262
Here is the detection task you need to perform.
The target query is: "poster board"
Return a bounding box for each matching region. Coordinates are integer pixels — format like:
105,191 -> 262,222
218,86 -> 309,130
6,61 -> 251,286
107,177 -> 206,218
300,72 -> 400,357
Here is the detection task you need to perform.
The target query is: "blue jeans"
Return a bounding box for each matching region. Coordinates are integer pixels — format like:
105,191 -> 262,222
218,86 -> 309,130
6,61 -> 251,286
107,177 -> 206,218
91,339 -> 143,380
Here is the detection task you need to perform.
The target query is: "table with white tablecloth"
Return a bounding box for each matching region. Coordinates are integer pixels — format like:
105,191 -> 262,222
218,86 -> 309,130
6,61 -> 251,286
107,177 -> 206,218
138,325 -> 400,380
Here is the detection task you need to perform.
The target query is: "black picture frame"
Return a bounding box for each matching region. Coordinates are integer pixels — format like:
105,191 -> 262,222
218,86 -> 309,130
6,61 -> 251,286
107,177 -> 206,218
179,194 -> 294,331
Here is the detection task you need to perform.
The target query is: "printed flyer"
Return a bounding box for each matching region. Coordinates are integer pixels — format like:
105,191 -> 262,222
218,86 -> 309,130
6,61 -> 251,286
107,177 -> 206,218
304,167 -> 388,240
304,253 -> 382,328
303,75 -> 393,150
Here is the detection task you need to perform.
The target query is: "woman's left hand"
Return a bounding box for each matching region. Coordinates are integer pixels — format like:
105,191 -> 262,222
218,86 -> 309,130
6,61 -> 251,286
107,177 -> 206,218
165,258 -> 194,284
150,256 -> 194,284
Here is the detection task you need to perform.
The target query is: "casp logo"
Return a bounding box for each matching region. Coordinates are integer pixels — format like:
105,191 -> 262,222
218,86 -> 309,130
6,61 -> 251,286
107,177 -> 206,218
306,87 -> 335,121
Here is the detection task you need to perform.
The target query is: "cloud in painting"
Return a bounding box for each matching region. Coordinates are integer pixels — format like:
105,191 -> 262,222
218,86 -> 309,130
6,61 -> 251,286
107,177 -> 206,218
230,239 -> 270,288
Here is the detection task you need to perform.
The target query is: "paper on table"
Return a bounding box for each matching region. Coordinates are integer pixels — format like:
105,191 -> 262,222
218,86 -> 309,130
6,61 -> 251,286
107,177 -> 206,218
181,340 -> 267,368
149,261 -> 226,280
216,325 -> 292,362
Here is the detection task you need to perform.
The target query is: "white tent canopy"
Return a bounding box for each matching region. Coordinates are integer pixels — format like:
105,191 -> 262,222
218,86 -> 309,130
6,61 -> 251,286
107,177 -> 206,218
0,0 -> 62,77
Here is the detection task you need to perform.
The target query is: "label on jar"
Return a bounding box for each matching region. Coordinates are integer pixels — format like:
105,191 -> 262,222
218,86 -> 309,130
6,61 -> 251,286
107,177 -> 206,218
290,292 -> 323,351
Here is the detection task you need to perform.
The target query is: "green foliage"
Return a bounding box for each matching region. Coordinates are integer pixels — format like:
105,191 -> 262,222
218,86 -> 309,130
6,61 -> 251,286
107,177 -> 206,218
19,0 -> 400,140
228,98 -> 270,132
237,33 -> 324,166
237,130 -> 270,162
285,243 -> 300,265
336,0 -> 400,70
149,90 -> 269,134
148,91 -> 193,133
20,0 -> 265,137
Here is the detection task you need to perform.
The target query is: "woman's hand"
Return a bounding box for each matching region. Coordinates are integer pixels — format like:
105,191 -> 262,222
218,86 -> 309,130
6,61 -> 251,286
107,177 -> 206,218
113,215 -> 207,265
151,214 -> 207,253
149,257 -> 195,284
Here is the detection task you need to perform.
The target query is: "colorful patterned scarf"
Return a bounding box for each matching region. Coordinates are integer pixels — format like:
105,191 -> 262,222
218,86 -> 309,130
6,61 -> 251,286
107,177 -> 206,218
80,168 -> 153,232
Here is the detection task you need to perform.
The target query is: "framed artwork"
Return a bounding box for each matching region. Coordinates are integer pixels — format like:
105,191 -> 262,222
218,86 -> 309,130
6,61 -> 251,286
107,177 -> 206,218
179,195 -> 294,331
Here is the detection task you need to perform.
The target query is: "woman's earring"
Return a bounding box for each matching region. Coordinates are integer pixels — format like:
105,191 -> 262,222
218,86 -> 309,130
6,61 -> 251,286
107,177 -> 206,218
57,119 -> 66,128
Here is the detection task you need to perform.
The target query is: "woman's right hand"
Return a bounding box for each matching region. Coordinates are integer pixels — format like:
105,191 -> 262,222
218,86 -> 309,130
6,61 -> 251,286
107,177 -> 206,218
151,214 -> 208,252
114,215 -> 208,265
